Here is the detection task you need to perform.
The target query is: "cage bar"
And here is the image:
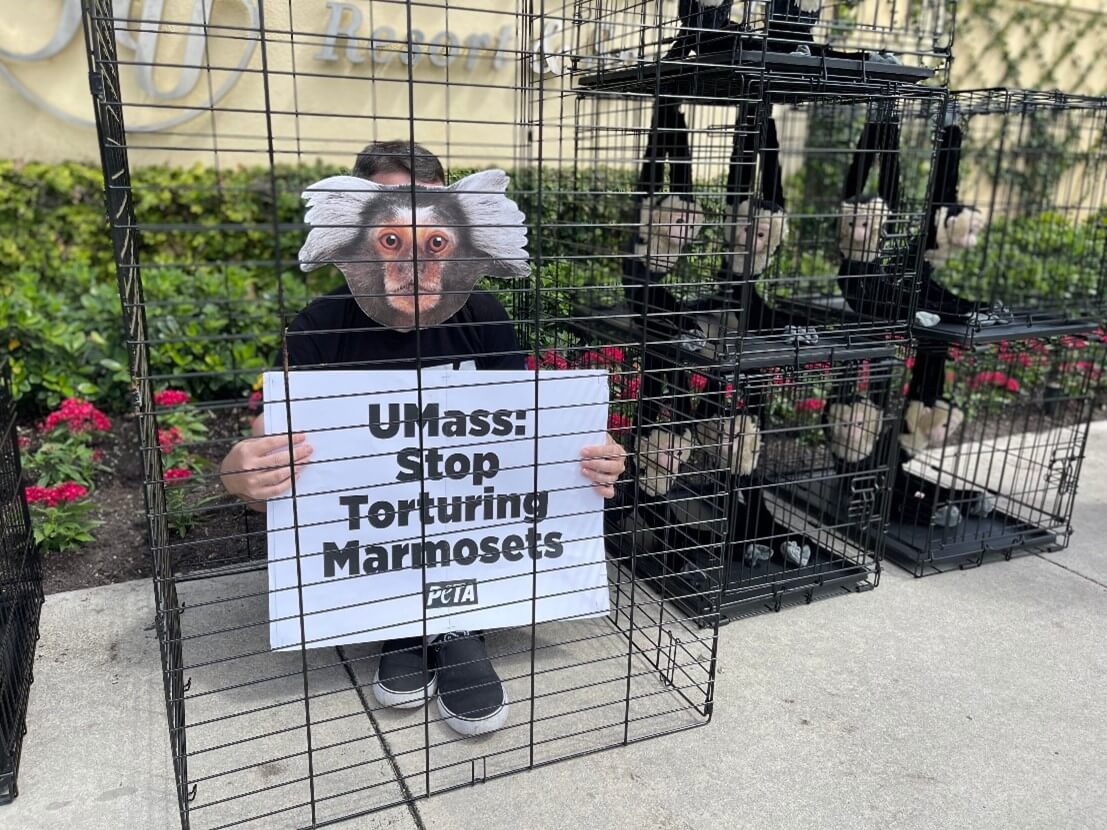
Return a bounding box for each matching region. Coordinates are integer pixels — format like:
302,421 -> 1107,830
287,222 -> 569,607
80,1 -> 720,827
0,356 -> 43,805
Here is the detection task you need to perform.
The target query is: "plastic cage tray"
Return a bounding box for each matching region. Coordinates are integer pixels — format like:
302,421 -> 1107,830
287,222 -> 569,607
576,50 -> 934,102
569,302 -> 897,375
781,475 -> 1062,577
911,312 -> 1100,348
608,480 -> 874,627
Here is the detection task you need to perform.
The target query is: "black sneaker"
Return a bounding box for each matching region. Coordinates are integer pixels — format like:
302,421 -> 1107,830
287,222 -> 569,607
432,631 -> 509,736
372,637 -> 436,710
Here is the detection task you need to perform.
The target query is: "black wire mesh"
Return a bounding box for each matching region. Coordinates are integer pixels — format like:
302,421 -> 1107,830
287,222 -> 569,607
81,2 -> 718,827
901,87 -> 1107,336
884,331 -> 1102,577
0,356 -> 42,805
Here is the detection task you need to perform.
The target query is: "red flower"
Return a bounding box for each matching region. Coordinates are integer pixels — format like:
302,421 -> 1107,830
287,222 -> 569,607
157,426 -> 183,453
17,433 -> 31,450
689,373 -> 708,393
164,467 -> 193,482
42,398 -> 112,434
724,383 -> 735,396
579,350 -> 604,368
1060,335 -> 1087,350
154,389 -> 191,407
540,349 -> 570,371
969,370 -> 1010,390
1005,378 -> 1021,393
618,375 -> 641,401
607,413 -> 632,433
92,449 -> 105,463
525,354 -> 537,371
247,390 -> 263,412
25,486 -> 56,507
599,346 -> 625,365
26,482 -> 88,507
53,482 -> 89,503
795,398 -> 825,413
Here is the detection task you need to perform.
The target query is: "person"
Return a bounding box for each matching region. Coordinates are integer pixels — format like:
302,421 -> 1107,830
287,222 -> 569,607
218,139 -> 626,737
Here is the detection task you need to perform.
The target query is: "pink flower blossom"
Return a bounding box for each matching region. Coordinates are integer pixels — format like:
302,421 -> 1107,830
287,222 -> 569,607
578,350 -> 604,368
154,389 -> 191,407
164,467 -> 193,483
158,427 -> 183,453
17,433 -> 31,450
689,373 -> 708,392
42,398 -> 112,434
26,482 -> 89,507
599,346 -> 626,365
525,354 -> 537,371
247,390 -> 263,412
618,375 -> 641,401
970,370 -> 1016,391
1060,335 -> 1087,350
1005,378 -> 1021,393
607,413 -> 632,433
795,398 -> 825,413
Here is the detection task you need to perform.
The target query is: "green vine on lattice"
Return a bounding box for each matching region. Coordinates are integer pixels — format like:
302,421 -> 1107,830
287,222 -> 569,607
957,0 -> 1107,96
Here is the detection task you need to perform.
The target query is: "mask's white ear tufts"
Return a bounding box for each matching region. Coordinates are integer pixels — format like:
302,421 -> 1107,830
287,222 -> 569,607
899,399 -> 964,456
636,428 -> 694,497
837,197 -> 889,262
447,169 -> 530,277
633,195 -> 705,273
298,175 -> 382,272
827,399 -> 882,463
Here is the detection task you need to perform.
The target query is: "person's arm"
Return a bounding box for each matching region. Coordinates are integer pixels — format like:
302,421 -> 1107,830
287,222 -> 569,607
580,435 -> 626,500
219,415 -> 313,512
219,314 -> 321,509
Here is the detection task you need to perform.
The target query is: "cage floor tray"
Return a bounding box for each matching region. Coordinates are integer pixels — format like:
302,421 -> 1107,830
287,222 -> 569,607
777,475 -> 1061,573
571,302 -> 897,371
914,312 -> 1098,347
577,50 -> 934,101
882,510 -> 1059,570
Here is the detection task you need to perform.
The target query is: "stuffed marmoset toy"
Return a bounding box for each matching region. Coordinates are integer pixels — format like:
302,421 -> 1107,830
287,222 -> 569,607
836,103 -> 998,328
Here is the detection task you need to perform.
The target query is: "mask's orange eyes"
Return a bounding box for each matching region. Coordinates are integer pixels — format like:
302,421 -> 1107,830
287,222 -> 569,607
427,233 -> 450,253
379,232 -> 401,250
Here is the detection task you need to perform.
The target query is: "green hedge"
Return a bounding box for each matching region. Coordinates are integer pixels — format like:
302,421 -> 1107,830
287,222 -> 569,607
2,160 -> 1103,417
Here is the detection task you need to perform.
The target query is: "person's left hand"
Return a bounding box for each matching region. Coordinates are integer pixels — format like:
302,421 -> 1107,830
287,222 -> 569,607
580,434 -> 627,499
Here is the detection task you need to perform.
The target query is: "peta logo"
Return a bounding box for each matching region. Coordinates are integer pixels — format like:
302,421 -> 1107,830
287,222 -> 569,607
424,580 -> 479,610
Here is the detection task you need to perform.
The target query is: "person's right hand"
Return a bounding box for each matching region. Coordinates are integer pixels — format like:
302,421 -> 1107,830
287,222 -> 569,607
219,432 -> 313,509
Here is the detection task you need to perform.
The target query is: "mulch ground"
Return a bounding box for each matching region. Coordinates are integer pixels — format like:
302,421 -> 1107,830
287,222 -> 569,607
39,407 -> 265,595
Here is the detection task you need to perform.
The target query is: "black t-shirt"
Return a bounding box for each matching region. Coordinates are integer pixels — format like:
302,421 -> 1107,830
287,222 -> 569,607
283,284 -> 525,371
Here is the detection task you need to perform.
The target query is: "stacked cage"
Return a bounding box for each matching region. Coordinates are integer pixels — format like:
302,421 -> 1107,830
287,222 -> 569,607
81,2 -> 718,828
0,357 -> 42,804
528,0 -> 955,621
876,88 -> 1107,575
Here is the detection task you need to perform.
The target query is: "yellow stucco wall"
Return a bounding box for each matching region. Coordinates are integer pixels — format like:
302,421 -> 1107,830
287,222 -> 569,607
0,1 -> 1103,167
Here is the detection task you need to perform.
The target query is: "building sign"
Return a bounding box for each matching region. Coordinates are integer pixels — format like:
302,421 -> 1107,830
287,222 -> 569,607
0,0 -> 643,134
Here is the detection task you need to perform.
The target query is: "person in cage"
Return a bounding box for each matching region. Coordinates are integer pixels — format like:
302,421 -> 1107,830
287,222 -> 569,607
218,140 -> 626,737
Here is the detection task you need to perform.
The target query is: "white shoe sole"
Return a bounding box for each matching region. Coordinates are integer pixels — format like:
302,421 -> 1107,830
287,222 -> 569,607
372,666 -> 437,710
437,691 -> 510,736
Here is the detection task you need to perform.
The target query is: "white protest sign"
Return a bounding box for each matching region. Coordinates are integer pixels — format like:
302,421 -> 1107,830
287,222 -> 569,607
264,370 -> 611,649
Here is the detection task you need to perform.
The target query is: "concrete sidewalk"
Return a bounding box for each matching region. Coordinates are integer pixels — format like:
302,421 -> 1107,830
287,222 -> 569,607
5,428 -> 1106,830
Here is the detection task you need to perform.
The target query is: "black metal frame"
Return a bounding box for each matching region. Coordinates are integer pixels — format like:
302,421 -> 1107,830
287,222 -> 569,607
0,357 -> 42,806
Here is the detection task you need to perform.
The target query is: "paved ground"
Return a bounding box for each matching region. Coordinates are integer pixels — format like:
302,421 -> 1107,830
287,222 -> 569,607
5,426 -> 1106,830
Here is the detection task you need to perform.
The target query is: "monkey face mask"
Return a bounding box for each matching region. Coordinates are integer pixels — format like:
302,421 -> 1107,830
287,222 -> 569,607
298,170 -> 529,330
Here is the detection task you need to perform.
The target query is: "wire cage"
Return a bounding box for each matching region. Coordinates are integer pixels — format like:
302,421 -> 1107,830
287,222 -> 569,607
896,88 -> 1107,344
0,356 -> 43,805
881,330 -> 1103,577
550,0 -> 955,94
81,1 -> 718,827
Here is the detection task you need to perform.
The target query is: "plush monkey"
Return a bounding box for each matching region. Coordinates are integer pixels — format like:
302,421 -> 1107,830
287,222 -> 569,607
299,170 -> 529,330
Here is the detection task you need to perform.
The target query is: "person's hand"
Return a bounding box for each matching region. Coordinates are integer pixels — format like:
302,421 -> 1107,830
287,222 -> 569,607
219,430 -> 313,511
580,433 -> 626,499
